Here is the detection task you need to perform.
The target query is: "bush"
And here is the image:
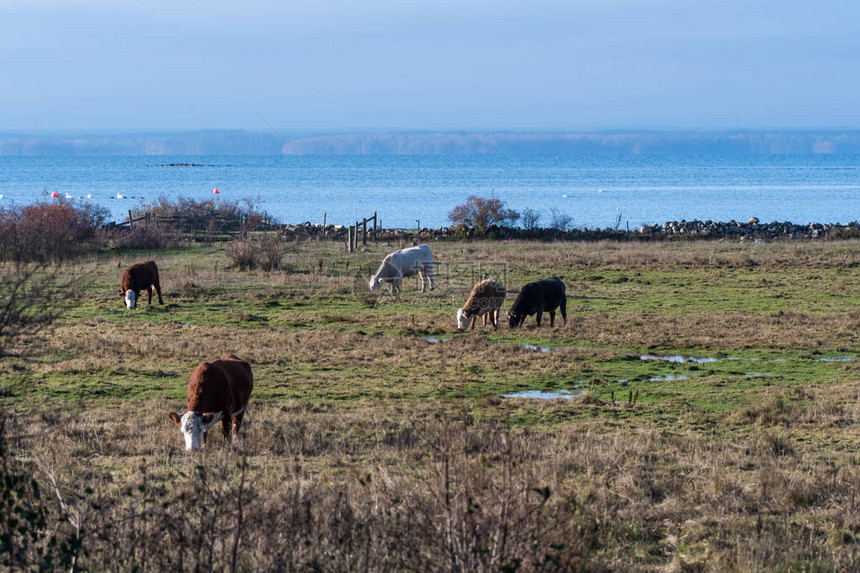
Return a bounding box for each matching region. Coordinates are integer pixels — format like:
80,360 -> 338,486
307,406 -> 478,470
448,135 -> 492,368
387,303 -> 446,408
448,196 -> 520,234
548,207 -> 573,231
224,236 -> 284,271
0,264 -> 64,357
521,207 -> 541,230
225,240 -> 258,271
136,196 -> 271,237
108,220 -> 181,251
0,201 -> 108,263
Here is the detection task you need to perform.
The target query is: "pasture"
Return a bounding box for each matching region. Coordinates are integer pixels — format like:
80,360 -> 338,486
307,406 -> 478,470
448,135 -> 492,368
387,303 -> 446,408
2,238 -> 860,571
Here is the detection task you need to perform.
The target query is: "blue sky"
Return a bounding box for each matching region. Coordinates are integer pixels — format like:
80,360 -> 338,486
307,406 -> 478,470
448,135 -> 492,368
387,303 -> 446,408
2,0 -> 859,131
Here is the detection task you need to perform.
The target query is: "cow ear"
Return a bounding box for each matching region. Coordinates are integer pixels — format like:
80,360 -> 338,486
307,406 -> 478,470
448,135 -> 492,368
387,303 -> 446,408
169,412 -> 182,426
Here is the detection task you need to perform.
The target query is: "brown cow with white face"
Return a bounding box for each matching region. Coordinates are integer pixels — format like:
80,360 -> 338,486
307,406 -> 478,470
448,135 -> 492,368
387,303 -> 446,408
121,261 -> 164,310
169,355 -> 253,451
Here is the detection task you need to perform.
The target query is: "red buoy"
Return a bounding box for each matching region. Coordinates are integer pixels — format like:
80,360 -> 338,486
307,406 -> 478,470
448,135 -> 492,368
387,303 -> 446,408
213,188 -> 220,194
51,191 -> 59,198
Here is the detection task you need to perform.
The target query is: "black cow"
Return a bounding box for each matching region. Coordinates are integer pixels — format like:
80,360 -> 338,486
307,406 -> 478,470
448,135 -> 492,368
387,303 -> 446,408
506,277 -> 566,328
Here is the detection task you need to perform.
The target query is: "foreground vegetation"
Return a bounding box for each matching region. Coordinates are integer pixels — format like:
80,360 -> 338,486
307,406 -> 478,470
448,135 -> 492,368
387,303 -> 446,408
2,238 -> 860,571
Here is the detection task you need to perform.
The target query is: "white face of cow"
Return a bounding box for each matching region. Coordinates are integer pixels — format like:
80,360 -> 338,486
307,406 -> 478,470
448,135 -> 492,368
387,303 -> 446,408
369,276 -> 382,292
456,308 -> 470,331
125,289 -> 136,310
175,411 -> 222,451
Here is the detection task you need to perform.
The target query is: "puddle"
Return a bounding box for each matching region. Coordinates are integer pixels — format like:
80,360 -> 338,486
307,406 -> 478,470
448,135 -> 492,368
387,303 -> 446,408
819,356 -> 853,362
652,374 -> 688,382
503,389 -> 579,400
425,337 -> 450,344
522,344 -> 552,353
745,372 -> 772,378
640,355 -> 718,364
631,374 -> 689,382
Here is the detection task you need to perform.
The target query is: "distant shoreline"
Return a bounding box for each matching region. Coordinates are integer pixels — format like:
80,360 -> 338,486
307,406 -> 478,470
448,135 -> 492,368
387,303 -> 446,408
3,129 -> 860,156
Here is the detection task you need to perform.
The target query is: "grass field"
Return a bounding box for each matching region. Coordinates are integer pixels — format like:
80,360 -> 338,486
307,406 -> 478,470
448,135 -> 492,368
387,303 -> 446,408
3,238 -> 860,571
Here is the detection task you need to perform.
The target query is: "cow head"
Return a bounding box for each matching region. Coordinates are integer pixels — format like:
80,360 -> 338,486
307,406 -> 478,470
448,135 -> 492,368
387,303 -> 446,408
169,410 -> 223,451
124,289 -> 136,310
369,275 -> 383,292
506,310 -> 525,329
456,308 -> 471,331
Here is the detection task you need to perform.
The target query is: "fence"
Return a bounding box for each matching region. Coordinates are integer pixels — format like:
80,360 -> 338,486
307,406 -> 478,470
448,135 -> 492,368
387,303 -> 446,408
346,211 -> 378,253
119,211 -> 264,240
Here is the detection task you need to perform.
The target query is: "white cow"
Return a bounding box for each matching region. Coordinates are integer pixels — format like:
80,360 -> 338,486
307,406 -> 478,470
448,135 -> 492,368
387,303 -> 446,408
369,244 -> 435,293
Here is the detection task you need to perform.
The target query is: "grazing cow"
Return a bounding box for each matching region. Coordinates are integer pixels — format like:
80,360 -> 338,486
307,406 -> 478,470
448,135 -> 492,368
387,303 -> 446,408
168,355 -> 253,451
457,278 -> 507,331
507,277 -> 567,328
369,244 -> 435,293
120,261 -> 164,310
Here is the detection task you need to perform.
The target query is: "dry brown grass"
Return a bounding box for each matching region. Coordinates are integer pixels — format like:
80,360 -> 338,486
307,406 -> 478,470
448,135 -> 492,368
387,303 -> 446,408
8,390 -> 860,571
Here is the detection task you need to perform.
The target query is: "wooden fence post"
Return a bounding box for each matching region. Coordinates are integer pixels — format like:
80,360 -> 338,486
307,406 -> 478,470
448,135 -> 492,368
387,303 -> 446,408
347,225 -> 354,253
323,212 -> 327,241
354,221 -> 359,251
373,211 -> 377,242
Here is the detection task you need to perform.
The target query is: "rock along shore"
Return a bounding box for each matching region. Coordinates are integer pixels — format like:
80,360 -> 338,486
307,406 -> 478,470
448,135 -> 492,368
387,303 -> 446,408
276,217 -> 860,243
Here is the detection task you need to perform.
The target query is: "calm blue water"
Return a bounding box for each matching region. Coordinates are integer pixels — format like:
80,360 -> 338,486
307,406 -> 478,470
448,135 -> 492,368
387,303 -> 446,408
0,154 -> 857,228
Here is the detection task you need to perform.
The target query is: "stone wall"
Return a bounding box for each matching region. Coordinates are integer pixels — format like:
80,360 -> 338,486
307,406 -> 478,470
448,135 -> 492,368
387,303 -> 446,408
276,217 -> 860,243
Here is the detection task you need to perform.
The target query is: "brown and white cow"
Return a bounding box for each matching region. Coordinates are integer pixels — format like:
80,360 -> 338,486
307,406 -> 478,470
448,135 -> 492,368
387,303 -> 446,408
120,261 -> 164,310
169,355 -> 253,451
457,278 -> 507,331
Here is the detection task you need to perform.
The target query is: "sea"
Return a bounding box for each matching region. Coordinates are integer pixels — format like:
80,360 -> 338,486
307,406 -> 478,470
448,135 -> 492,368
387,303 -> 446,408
0,154 -> 858,229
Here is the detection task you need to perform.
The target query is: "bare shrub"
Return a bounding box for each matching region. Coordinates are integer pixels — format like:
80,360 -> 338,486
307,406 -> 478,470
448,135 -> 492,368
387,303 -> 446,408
548,207 -> 573,231
257,235 -> 284,271
224,236 -> 285,271
0,201 -> 108,263
521,207 -> 541,230
448,196 -> 520,234
109,220 -> 181,250
225,240 -> 257,271
136,195 -> 272,237
0,263 -> 65,357
0,415 -> 51,568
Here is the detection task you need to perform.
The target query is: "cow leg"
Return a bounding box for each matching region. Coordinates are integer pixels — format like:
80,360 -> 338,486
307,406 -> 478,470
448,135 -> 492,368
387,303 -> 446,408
232,411 -> 246,435
391,277 -> 401,294
560,298 -> 567,325
426,263 -> 435,291
146,286 -> 153,305
153,277 -> 164,304
221,416 -> 232,441
470,315 -> 478,330
535,311 -> 542,326
418,270 -> 427,293
549,309 -> 556,327
491,310 -> 499,330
